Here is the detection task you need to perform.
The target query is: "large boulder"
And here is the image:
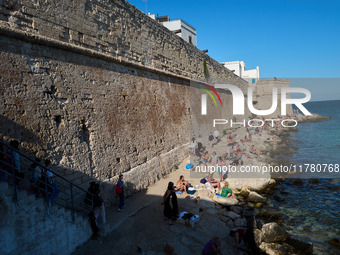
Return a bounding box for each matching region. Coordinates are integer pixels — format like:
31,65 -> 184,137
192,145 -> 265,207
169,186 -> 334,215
199,197 -> 216,210
286,237 -> 313,254
247,191 -> 267,203
226,177 -> 271,191
239,187 -> 250,198
229,205 -> 244,215
212,194 -> 239,206
254,229 -> 263,246
262,222 -> 289,243
205,208 -> 218,216
234,217 -> 247,227
224,211 -> 241,220
259,242 -> 294,255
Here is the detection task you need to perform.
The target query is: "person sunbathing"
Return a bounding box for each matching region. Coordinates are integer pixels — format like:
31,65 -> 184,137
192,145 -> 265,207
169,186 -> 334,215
236,144 -> 241,153
201,151 -> 209,165
242,149 -> 252,159
229,147 -> 235,160
228,134 -> 236,144
207,177 -> 221,190
249,145 -> 259,156
176,175 -> 189,194
193,155 -> 200,167
222,152 -> 229,162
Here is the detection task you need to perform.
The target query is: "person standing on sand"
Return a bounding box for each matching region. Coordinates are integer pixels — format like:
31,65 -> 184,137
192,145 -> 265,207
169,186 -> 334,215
213,130 -> 220,145
209,133 -> 214,148
162,182 -> 178,225
94,183 -> 106,225
117,174 -> 125,211
190,138 -> 197,155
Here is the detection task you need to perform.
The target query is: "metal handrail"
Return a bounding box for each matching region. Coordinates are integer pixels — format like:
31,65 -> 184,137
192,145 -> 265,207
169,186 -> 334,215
0,140 -> 95,220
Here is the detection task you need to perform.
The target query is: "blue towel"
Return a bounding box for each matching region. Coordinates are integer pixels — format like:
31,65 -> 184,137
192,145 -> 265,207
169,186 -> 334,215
176,191 -> 183,194
186,163 -> 194,169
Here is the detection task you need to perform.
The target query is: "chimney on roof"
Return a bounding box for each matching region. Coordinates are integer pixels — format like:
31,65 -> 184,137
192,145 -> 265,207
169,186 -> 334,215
156,16 -> 170,22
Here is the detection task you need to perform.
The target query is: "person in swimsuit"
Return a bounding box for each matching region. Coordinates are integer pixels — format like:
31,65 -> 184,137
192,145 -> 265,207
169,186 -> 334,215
176,175 -> 189,194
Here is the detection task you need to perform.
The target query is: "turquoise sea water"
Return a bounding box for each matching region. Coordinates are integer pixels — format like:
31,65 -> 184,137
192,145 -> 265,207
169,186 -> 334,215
270,100 -> 340,254
289,100 -> 340,178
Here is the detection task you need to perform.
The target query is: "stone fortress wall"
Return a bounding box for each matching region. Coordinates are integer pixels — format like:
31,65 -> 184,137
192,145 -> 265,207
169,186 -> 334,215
254,78 -> 293,118
0,0 -> 248,202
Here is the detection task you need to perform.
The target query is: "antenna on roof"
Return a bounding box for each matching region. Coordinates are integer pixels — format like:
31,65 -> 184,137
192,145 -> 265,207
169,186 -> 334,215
143,0 -> 147,14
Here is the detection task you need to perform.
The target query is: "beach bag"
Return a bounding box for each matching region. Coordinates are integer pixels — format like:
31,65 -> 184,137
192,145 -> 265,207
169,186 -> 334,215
115,183 -> 123,194
182,212 -> 196,221
200,178 -> 207,184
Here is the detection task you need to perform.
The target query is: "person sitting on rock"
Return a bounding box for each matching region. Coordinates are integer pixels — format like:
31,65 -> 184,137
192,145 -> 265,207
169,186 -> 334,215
176,175 -> 189,194
230,228 -> 246,252
221,181 -> 237,201
202,236 -> 221,255
207,177 -> 221,191
230,227 -> 258,253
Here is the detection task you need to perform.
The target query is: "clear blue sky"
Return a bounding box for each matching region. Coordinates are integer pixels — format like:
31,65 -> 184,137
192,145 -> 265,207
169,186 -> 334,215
127,0 -> 340,101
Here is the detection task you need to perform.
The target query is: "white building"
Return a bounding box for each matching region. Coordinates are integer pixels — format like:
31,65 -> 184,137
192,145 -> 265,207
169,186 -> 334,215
148,15 -> 197,46
221,61 -> 260,84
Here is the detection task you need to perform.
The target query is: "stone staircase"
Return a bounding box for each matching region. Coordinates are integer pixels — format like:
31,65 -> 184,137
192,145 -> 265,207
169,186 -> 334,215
0,181 -> 92,255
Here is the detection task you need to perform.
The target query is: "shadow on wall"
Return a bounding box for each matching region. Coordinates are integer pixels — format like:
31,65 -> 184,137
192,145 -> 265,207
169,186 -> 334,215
0,116 -> 118,208
0,100 -> 185,208
0,115 -> 41,148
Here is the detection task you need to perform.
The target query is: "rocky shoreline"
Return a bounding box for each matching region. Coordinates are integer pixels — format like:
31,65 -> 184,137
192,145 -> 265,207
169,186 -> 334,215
236,113 -> 331,254
199,112 -> 332,254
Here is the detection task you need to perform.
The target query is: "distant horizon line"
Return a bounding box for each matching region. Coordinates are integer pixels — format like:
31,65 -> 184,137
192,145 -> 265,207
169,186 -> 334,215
308,99 -> 340,103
